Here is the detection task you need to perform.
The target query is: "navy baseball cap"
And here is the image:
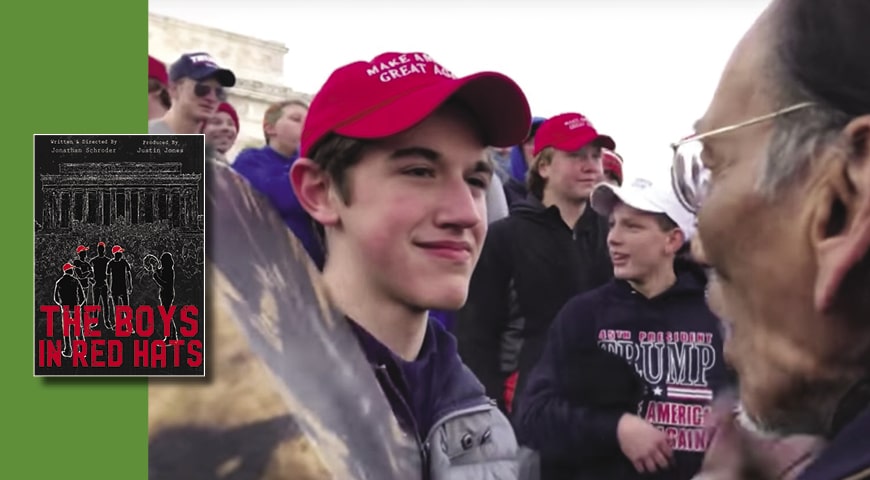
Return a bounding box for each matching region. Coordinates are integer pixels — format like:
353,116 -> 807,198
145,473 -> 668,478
169,52 -> 236,87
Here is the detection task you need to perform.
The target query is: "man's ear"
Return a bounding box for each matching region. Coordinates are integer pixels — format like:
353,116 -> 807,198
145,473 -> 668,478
289,158 -> 340,227
813,116 -> 870,312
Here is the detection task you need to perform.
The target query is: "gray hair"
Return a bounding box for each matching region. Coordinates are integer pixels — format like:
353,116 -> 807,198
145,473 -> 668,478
757,0 -> 867,197
758,103 -> 850,197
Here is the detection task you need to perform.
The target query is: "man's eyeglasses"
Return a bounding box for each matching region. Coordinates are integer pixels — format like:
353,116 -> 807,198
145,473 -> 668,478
193,83 -> 227,102
669,101 -> 815,214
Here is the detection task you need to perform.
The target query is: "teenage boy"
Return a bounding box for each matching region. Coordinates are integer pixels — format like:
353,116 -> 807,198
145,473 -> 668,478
514,177 -> 729,480
289,51 -> 532,478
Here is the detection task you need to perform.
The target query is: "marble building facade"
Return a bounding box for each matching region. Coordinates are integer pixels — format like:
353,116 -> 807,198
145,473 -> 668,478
148,13 -> 313,162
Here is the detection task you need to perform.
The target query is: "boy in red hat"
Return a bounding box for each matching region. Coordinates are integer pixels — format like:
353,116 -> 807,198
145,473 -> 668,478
602,148 -> 624,186
54,262 -> 86,358
457,112 -> 616,416
202,101 -> 239,163
149,55 -> 171,121
107,245 -> 132,310
289,51 -> 531,477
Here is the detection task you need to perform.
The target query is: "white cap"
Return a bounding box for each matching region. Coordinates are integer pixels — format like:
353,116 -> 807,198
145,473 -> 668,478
590,176 -> 696,241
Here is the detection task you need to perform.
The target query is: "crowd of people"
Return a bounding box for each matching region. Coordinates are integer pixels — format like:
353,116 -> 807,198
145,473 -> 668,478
147,0 -> 870,478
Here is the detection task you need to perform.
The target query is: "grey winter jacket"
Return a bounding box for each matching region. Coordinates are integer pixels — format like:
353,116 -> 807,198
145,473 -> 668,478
427,399 -> 520,479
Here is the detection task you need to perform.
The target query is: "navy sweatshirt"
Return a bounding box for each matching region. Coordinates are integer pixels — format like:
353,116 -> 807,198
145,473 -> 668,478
349,318 -> 493,443
514,261 -> 730,480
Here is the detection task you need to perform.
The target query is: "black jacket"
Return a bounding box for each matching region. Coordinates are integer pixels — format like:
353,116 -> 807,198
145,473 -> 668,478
456,196 -> 612,413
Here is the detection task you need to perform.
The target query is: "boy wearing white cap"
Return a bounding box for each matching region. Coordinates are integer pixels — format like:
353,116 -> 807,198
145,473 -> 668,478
514,176 -> 730,480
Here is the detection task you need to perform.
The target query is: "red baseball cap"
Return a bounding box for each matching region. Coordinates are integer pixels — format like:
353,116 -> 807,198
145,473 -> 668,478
533,113 -> 615,156
602,149 -> 624,185
149,55 -> 169,86
97,241 -> 106,247
217,102 -> 240,131
76,245 -> 89,253
62,263 -> 75,272
112,245 -> 124,255
300,51 -> 532,157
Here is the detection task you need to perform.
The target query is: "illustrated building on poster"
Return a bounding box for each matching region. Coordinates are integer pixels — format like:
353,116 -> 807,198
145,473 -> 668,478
39,162 -> 202,231
33,134 -> 206,377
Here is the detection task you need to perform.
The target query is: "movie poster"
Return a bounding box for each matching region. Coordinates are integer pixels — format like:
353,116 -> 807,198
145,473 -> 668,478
33,134 -> 205,377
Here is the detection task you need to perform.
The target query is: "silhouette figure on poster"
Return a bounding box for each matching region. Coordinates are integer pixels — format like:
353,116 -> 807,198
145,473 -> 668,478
54,263 -> 86,358
107,245 -> 133,321
151,252 -> 179,343
90,241 -> 113,330
73,245 -> 94,304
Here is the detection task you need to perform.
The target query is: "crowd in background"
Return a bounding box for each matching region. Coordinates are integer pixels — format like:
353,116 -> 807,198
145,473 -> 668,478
145,2 -> 870,475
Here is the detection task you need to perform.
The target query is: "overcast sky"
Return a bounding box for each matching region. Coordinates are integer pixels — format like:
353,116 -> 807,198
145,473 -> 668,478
149,0 -> 769,180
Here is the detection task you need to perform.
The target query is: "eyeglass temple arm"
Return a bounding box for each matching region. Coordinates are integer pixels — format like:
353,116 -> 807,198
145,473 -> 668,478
670,101 -> 815,150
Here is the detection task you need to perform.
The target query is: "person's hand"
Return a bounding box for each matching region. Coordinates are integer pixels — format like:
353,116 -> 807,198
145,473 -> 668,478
617,413 -> 674,474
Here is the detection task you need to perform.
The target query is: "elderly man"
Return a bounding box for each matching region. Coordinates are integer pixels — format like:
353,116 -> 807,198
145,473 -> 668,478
669,0 -> 870,479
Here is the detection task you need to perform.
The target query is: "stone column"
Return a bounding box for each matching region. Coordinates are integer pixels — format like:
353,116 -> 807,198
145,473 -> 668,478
136,189 -> 144,224
82,189 -> 90,224
42,190 -> 52,229
161,188 -> 172,224
124,189 -> 131,225
190,187 -> 198,226
96,189 -> 103,226
179,188 -> 188,226
179,188 -> 187,226
169,187 -> 181,225
110,188 -> 117,226
66,190 -> 73,227
67,190 -> 73,224
192,187 -> 199,226
43,190 -> 52,229
54,190 -> 61,228
152,189 -> 159,222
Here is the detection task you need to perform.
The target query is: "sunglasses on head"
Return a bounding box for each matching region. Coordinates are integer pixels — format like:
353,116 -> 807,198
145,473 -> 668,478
193,82 -> 227,101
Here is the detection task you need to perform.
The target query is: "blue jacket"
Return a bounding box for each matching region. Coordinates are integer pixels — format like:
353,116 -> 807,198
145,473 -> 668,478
232,145 -> 326,269
505,116 -> 546,208
797,405 -> 870,480
509,116 -> 547,183
514,260 -> 730,480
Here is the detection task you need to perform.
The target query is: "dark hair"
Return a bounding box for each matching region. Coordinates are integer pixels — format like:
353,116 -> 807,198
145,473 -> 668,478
776,0 -> 870,118
148,77 -> 172,109
605,170 -> 622,186
763,0 -> 869,192
653,213 -> 678,233
526,147 -> 553,199
307,133 -> 371,204
303,133 -> 370,253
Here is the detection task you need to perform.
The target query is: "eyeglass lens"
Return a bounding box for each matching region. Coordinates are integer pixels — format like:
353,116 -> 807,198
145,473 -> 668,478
671,140 -> 710,213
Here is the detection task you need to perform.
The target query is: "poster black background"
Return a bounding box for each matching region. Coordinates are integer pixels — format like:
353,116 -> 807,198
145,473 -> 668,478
33,134 -> 206,376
